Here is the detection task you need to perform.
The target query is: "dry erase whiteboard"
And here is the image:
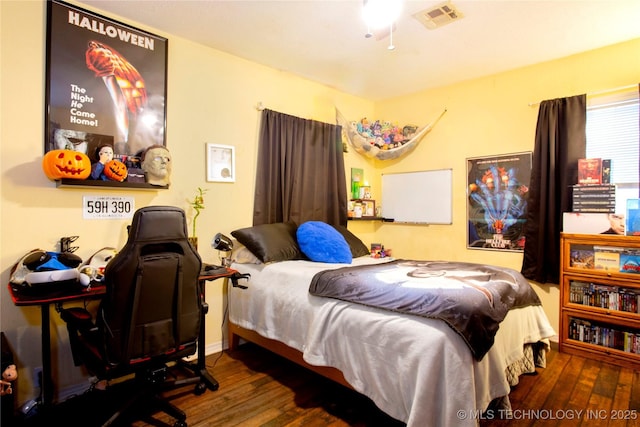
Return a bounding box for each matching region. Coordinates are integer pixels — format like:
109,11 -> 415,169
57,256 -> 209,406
381,169 -> 453,224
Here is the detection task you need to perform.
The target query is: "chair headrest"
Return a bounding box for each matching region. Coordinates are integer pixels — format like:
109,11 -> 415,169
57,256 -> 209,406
127,206 -> 189,243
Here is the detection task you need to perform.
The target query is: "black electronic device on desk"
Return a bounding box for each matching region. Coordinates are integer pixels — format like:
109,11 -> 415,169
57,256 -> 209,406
201,263 -> 229,277
208,232 -> 250,288
201,264 -> 250,289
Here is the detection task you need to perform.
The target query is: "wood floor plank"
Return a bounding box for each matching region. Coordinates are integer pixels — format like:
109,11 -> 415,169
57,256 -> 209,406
585,392 -> 613,427
540,354 -> 585,427
594,364 -> 621,399
610,368 -> 636,427
23,342 -> 640,427
569,358 -> 603,409
126,347 -> 640,427
506,351 -> 571,427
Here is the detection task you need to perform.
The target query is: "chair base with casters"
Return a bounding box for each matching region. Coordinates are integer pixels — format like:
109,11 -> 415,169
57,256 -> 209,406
99,363 -> 193,427
60,306 -> 204,427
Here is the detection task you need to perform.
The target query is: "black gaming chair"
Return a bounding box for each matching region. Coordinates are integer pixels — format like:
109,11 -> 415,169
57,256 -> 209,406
60,206 -> 203,427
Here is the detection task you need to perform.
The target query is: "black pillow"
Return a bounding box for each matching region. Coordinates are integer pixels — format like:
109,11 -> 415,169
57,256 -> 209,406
332,225 -> 370,258
231,222 -> 304,263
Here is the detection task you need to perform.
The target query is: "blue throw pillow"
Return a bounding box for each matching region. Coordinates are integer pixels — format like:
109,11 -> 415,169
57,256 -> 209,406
297,221 -> 352,264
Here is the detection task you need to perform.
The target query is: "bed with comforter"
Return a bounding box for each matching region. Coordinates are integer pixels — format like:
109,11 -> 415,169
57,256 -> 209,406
226,221 -> 555,427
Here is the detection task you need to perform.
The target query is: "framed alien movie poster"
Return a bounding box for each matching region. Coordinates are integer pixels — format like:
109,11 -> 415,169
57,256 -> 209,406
467,152 -> 532,251
45,0 -> 167,185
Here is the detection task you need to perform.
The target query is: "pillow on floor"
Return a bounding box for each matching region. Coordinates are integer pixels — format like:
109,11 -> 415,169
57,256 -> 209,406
297,221 -> 352,264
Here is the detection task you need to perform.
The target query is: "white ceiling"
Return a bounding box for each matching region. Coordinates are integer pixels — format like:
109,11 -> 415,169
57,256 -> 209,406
80,0 -> 640,100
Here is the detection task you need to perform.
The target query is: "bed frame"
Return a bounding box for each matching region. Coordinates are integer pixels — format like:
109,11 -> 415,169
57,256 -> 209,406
228,321 -> 353,389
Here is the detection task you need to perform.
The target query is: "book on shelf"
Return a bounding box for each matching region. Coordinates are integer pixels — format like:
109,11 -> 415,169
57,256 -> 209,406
620,250 -> 640,274
593,246 -> 623,271
573,195 -> 615,202
569,317 -> 640,353
572,205 -> 616,213
569,244 -> 595,268
573,196 -> 616,206
571,184 -> 616,213
602,159 -> 611,184
572,184 -> 616,193
578,158 -> 603,185
569,280 -> 640,312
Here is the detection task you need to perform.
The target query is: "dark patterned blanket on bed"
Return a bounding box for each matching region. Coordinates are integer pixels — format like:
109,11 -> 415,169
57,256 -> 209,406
309,260 -> 541,360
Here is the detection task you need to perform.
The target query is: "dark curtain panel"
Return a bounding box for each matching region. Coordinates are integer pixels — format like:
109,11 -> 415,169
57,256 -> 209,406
253,109 -> 348,227
521,94 -> 586,284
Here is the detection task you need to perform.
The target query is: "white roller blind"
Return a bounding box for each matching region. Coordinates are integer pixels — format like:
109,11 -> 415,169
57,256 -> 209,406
586,89 -> 639,213
586,90 -> 639,185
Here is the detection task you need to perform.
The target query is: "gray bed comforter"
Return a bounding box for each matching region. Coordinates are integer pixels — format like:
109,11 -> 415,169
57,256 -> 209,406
309,259 -> 541,360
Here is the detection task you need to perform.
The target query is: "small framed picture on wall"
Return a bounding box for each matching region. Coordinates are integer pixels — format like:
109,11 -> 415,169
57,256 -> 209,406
206,143 -> 235,182
362,199 -> 376,217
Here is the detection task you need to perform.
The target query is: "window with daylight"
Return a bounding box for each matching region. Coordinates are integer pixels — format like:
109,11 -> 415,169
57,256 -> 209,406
586,89 -> 639,214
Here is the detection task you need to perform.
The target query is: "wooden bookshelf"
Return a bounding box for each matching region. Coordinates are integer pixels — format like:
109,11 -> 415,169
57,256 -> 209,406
560,233 -> 640,368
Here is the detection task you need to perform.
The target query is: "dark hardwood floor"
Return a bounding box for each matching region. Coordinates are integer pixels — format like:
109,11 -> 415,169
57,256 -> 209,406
17,342 -> 640,426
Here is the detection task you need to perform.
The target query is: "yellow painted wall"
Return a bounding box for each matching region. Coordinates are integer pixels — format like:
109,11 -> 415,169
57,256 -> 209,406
2,0 -> 639,408
353,38 -> 640,343
0,0 -> 374,404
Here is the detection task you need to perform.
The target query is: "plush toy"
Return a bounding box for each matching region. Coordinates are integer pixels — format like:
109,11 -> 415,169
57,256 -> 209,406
0,364 -> 17,396
0,344 -> 18,396
0,332 -> 16,396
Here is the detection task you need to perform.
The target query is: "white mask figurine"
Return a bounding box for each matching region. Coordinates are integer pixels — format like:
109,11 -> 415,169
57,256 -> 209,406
141,145 -> 172,186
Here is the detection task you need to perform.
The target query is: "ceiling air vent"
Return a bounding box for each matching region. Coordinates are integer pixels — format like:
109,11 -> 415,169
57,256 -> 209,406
413,1 -> 463,30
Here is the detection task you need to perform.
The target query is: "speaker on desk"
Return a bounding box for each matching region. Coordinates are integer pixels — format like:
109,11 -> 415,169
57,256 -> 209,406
212,233 -> 233,267
212,233 -> 233,252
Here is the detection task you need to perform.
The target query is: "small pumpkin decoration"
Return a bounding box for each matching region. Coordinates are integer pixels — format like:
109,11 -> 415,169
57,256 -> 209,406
103,159 -> 128,182
42,149 -> 91,180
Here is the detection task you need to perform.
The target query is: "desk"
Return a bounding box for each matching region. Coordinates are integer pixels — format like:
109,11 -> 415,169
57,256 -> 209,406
7,283 -> 106,409
7,266 -> 242,408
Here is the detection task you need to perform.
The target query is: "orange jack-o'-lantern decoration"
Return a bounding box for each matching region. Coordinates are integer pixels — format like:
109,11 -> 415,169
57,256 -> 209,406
42,149 -> 91,180
103,159 -> 128,182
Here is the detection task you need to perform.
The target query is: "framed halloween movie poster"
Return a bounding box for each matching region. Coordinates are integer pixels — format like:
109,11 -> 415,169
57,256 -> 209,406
45,0 -> 167,179
467,152 -> 532,251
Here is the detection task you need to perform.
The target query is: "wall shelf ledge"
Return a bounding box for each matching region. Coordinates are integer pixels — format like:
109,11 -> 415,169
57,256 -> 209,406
55,179 -> 168,190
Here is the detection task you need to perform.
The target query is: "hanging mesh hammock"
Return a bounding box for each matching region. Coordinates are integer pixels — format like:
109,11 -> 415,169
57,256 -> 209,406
336,108 -> 447,160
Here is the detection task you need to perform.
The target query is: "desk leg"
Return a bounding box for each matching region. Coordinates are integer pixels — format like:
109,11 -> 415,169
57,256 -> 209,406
40,303 -> 53,408
180,280 -> 219,392
197,282 -> 218,391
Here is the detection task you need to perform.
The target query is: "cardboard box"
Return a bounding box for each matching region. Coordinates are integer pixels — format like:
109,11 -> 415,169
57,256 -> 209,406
563,212 -> 615,235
